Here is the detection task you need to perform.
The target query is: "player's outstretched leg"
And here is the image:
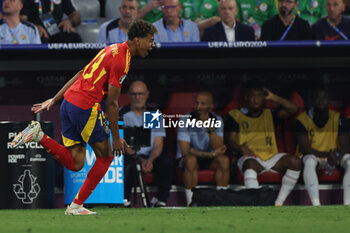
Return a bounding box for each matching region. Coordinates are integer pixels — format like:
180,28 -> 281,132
11,121 -> 76,171
66,155 -> 114,215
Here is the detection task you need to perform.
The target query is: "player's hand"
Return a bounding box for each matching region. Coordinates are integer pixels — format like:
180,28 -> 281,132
241,145 -> 257,157
263,88 -> 274,100
113,137 -> 129,156
36,25 -> 49,38
213,145 -> 226,157
31,98 -> 55,113
327,152 -> 340,166
58,19 -> 75,33
146,0 -> 162,11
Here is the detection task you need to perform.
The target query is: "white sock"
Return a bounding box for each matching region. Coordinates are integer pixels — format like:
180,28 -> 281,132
244,169 -> 259,189
185,189 -> 193,206
216,186 -> 229,190
343,159 -> 350,205
36,131 -> 44,142
275,169 -> 300,206
70,202 -> 82,209
303,157 -> 320,206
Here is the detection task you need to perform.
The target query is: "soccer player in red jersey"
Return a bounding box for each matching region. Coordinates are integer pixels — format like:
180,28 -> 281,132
11,20 -> 158,215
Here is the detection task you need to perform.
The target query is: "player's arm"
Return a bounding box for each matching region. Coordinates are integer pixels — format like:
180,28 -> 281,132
264,88 -> 298,119
106,84 -> 128,155
143,136 -> 164,172
179,140 -> 218,158
226,131 -> 256,157
136,0 -> 162,20
296,131 -> 330,158
32,70 -> 82,113
148,136 -> 163,162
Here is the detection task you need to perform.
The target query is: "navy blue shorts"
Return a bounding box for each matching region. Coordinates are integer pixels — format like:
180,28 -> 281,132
60,99 -> 110,147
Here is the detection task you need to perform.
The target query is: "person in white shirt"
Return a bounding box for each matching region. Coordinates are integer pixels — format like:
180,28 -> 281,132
202,0 -> 255,41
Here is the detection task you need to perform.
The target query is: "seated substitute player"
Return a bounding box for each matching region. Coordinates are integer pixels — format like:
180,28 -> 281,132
312,0 -> 350,40
0,0 -> 41,44
120,80 -> 173,207
177,92 -> 230,206
11,20 -> 158,215
98,0 -> 139,44
296,89 -> 350,206
225,86 -> 300,206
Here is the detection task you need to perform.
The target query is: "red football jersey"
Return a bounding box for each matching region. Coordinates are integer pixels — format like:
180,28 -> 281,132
64,42 -> 131,109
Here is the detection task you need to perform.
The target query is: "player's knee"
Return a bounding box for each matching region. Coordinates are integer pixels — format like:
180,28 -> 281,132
183,155 -> 198,170
73,160 -> 85,171
287,154 -> 301,171
303,155 -> 318,169
242,159 -> 259,171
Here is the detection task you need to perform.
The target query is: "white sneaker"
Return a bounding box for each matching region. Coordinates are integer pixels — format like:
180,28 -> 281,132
11,121 -> 43,149
65,205 -> 96,215
150,197 -> 166,207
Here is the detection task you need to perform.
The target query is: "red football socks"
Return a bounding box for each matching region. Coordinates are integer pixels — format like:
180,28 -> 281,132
40,134 -> 76,171
73,155 -> 114,205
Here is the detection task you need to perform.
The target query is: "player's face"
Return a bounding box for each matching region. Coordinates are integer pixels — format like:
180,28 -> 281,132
119,0 -> 138,24
162,0 -> 182,20
218,0 -> 238,25
313,90 -> 329,110
194,95 -> 213,116
136,34 -> 155,58
3,0 -> 23,15
326,0 -> 345,22
246,90 -> 265,111
278,0 -> 297,17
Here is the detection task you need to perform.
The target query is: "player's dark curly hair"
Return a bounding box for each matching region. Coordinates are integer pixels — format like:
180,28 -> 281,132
128,20 -> 158,40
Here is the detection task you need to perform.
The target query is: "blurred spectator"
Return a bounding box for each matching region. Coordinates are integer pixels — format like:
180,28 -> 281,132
260,0 -> 312,40
120,81 -> 173,207
98,0 -> 139,43
1,0 -> 41,44
180,0 -> 220,37
296,0 -> 327,25
312,0 -> 350,40
137,0 -> 163,23
21,0 -> 82,43
225,86 -> 300,206
153,0 -> 200,42
202,0 -> 255,41
296,89 -> 350,206
236,0 -> 277,39
177,92 -> 230,206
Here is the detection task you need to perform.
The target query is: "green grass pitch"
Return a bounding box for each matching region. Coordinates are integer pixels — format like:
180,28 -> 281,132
1,206 -> 350,233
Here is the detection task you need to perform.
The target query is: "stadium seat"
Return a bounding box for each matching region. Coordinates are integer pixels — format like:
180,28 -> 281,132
72,0 -> 100,18
105,0 -> 122,19
75,19 -> 109,43
317,169 -> 343,183
118,93 -> 130,107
